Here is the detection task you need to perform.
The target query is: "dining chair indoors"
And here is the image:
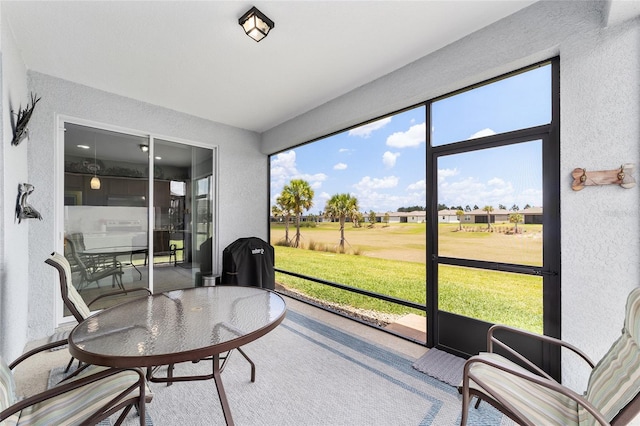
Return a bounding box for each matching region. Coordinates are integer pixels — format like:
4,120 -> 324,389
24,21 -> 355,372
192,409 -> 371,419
65,235 -> 125,292
0,338 -> 150,425
168,231 -> 184,267
459,287 -> 640,426
45,252 -> 151,372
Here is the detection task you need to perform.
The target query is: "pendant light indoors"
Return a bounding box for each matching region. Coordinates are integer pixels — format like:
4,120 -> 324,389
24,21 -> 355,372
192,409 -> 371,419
90,142 -> 101,190
239,6 -> 274,42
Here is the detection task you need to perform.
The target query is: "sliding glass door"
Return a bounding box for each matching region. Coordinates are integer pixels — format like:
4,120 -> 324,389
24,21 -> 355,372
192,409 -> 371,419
151,139 -> 215,293
62,122 -> 216,317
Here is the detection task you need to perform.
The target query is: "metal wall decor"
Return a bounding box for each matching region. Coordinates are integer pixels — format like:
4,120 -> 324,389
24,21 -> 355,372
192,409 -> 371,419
571,163 -> 636,191
16,183 -> 42,223
11,92 -> 41,146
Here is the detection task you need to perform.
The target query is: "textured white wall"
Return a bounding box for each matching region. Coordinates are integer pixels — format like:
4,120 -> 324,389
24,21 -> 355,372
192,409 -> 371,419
1,9 -> 31,361
560,16 -> 640,389
262,1 -> 640,387
24,72 -> 266,342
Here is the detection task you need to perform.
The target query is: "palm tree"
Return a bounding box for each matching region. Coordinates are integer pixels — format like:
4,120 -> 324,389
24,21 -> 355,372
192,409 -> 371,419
368,210 -> 376,227
273,195 -> 293,245
325,193 -> 359,252
351,211 -> 363,228
281,179 -> 314,248
509,212 -> 523,233
482,205 -> 494,230
456,209 -> 464,230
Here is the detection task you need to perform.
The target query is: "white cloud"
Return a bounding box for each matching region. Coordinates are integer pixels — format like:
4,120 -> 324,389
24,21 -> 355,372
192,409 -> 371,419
353,176 -> 399,192
333,162 -> 348,170
298,172 -> 328,183
438,177 -> 487,207
339,148 -> 352,153
270,150 -> 297,179
438,176 -> 519,208
488,177 -> 505,187
386,122 -> 426,148
469,128 -> 496,139
270,150 -> 327,194
355,190 -> 426,213
353,176 -> 398,193
382,151 -> 400,168
348,117 -> 392,138
438,168 -> 459,180
406,180 -> 425,191
517,188 -> 543,207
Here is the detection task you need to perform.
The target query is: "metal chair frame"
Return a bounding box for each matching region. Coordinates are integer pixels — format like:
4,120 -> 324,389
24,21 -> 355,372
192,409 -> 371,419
1,338 -> 149,426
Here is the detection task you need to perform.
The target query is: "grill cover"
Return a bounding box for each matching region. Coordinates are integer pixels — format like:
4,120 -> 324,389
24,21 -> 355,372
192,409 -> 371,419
221,237 -> 275,289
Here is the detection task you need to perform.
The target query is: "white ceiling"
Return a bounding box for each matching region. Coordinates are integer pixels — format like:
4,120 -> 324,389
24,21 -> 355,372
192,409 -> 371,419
3,1 -> 537,133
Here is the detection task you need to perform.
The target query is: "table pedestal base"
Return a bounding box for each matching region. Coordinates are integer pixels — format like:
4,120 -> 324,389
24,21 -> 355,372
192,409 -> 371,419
145,348 -> 255,425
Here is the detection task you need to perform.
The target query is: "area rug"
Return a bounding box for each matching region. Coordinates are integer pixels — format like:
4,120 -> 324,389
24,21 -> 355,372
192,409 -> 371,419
412,347 -> 466,387
51,310 -> 507,425
47,329 -> 70,350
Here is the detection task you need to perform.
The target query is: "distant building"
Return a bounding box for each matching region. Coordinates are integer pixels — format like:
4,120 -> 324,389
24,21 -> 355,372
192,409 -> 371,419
458,207 -> 543,224
438,209 -> 459,223
271,207 -> 543,224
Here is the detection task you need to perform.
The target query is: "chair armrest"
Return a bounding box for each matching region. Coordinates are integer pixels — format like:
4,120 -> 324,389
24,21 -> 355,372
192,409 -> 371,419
0,366 -> 147,422
8,339 -> 69,370
487,324 -> 595,381
462,355 -> 610,426
87,287 -> 152,308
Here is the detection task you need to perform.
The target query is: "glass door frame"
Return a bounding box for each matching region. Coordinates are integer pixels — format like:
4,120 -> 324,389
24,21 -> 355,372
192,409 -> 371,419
56,116 -> 219,325
426,58 -> 561,378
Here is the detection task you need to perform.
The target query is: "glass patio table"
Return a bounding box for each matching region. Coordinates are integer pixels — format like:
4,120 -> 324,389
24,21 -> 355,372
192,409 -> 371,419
69,286 -> 287,425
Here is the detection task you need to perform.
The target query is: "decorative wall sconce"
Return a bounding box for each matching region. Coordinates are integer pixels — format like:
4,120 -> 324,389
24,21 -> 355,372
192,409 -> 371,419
16,183 -> 42,223
239,6 -> 274,42
11,93 -> 41,146
571,163 -> 636,191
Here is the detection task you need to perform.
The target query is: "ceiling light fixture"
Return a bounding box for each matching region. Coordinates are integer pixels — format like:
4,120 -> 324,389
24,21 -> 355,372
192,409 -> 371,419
139,144 -> 149,152
90,142 -> 101,190
239,6 -> 274,42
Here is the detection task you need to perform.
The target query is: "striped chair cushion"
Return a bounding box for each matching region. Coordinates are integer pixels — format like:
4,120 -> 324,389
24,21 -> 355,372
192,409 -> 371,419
0,357 -> 20,425
580,331 -> 640,426
50,252 -> 91,319
69,365 -> 153,402
16,367 -> 145,425
467,352 -> 579,425
624,287 -> 640,342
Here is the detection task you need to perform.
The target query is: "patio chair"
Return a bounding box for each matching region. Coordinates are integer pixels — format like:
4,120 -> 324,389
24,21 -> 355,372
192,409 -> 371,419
459,287 -> 640,426
0,338 -> 150,425
168,231 -> 184,266
65,236 -> 125,292
46,252 -> 151,372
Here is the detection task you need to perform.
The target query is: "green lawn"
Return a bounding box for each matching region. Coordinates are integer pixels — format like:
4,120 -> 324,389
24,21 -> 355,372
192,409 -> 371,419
271,224 -> 542,333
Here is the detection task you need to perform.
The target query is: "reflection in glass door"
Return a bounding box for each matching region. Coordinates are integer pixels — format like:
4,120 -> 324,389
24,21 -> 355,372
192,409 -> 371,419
63,123 -> 150,314
151,140 -> 215,293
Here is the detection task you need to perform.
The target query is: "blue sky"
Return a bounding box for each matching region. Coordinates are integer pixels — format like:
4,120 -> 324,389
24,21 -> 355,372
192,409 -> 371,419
270,65 -> 551,214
